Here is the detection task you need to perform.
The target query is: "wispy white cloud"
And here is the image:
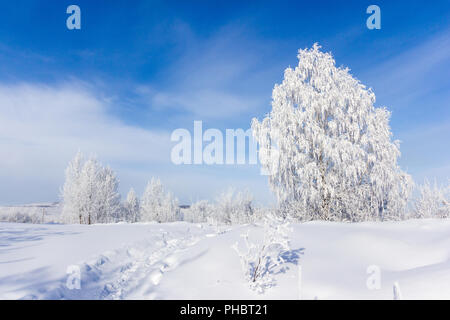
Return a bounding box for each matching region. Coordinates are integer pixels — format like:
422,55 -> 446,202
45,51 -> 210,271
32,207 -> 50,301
150,89 -> 262,119
139,25 -> 277,121
360,28 -> 450,109
0,82 -> 172,204
0,81 -> 274,205
358,29 -> 450,185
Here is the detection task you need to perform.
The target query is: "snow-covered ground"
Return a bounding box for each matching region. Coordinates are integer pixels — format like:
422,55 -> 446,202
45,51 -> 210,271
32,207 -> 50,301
1,219 -> 450,300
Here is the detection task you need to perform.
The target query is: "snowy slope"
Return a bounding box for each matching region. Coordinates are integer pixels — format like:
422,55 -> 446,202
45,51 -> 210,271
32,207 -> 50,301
1,219 -> 450,300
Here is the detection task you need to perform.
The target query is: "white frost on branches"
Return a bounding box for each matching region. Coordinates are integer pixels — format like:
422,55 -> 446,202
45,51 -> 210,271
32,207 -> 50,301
183,200 -> 214,223
232,213 -> 292,293
413,180 -> 449,219
183,189 -> 259,225
61,152 -> 121,224
124,188 -> 140,222
61,151 -> 84,224
140,178 -> 180,223
251,44 -> 413,221
214,188 -> 255,225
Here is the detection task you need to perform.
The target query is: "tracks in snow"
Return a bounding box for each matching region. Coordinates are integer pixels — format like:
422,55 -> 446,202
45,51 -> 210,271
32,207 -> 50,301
41,227 -> 204,300
100,231 -> 201,300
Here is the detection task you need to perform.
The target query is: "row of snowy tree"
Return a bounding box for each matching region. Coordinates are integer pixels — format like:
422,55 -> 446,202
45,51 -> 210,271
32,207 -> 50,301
183,189 -> 263,225
61,152 -> 260,224
61,152 -> 181,224
122,178 -> 181,224
60,150 -> 448,225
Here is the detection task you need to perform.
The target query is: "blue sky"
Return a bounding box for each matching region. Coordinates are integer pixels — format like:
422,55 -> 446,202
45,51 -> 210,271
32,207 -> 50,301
0,0 -> 449,205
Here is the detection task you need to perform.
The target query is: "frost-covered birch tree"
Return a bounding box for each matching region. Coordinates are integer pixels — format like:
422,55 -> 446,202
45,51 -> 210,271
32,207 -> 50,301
95,166 -> 121,223
183,200 -> 213,223
78,158 -> 100,224
140,178 -> 180,222
214,188 -> 255,225
61,152 -> 121,224
124,188 -> 140,222
252,44 -> 412,221
61,151 -> 84,224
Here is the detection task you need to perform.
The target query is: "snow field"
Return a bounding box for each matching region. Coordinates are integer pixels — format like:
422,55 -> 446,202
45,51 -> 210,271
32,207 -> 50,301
1,219 -> 450,299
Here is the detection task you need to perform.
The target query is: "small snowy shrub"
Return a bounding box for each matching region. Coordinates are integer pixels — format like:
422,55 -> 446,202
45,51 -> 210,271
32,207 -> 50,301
413,180 -> 449,219
232,213 -> 292,293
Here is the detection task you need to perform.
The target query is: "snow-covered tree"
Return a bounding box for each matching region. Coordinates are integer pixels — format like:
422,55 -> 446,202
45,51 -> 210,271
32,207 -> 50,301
164,191 -> 181,222
141,178 -> 163,222
251,44 -> 413,222
61,151 -> 84,224
413,180 -> 449,219
182,190 -> 256,225
61,152 -> 121,224
232,212 -> 292,293
78,158 -> 100,224
95,166 -> 121,223
183,200 -> 214,223
124,188 -> 140,222
140,178 -> 180,222
214,188 -> 255,225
